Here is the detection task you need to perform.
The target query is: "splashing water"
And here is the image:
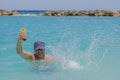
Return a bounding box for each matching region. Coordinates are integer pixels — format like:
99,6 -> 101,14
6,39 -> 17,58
47,31 -> 106,71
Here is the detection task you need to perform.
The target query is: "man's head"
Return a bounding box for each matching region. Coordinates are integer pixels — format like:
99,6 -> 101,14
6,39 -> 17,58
34,41 -> 45,54
34,41 -> 45,49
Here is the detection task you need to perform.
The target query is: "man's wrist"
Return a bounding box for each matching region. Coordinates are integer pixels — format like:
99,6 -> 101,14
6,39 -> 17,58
18,39 -> 22,42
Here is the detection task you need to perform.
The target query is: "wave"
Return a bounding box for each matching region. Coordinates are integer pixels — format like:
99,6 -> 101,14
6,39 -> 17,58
16,14 -> 42,16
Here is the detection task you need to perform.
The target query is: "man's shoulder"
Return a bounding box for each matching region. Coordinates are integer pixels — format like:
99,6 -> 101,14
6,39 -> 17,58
45,54 -> 55,60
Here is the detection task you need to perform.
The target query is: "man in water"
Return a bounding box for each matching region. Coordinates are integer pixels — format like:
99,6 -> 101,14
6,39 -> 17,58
16,33 -> 55,60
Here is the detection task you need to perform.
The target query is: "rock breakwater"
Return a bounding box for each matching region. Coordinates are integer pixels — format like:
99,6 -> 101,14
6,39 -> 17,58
0,10 -> 120,17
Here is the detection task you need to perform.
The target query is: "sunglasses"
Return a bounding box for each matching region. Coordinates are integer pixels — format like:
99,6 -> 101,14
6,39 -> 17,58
35,48 -> 44,51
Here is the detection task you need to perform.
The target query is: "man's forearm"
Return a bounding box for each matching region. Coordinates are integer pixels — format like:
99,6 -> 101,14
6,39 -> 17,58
16,40 -> 23,54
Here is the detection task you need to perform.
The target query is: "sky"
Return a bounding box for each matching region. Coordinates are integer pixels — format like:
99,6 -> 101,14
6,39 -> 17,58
0,0 -> 120,10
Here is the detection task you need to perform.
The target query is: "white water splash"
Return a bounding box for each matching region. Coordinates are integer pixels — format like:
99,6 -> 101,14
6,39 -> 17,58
63,60 -> 83,69
47,35 -> 107,71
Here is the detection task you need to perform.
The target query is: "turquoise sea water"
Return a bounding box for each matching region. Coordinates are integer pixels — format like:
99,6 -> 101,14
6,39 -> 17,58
0,16 -> 120,80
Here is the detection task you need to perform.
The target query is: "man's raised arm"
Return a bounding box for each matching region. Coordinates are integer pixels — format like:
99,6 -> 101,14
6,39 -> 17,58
16,33 -> 35,60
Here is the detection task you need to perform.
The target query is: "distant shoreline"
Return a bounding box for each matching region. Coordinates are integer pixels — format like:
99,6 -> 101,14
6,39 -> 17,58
0,10 -> 120,16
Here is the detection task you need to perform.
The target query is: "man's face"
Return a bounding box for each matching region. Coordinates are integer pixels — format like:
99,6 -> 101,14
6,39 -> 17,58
34,49 -> 45,54
34,48 -> 45,59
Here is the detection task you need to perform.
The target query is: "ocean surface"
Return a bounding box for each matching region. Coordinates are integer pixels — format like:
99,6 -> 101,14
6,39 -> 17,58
0,15 -> 120,80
